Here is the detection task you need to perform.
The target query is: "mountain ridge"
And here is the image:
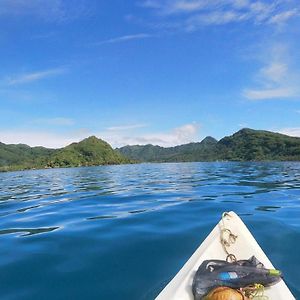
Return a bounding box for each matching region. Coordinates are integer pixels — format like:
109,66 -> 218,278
117,128 -> 300,162
1,128 -> 300,172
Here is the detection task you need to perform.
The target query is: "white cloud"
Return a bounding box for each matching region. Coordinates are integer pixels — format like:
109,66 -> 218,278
95,34 -> 153,45
101,123 -> 200,147
278,128 -> 300,137
0,130 -> 82,148
248,1 -> 275,22
5,68 -> 67,85
243,87 -> 296,100
138,0 -> 300,30
155,0 -> 208,15
32,117 -> 75,126
269,9 -> 299,25
171,1 -> 206,13
243,44 -> 300,100
0,123 -> 201,148
260,62 -> 288,84
106,124 -> 148,131
186,10 -> 247,29
140,0 -> 214,15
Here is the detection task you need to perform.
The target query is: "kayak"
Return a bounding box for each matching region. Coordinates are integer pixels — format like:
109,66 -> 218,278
155,211 -> 295,299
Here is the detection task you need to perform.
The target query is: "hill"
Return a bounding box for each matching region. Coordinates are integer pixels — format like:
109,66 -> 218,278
1,129 -> 300,172
0,136 -> 130,172
47,136 -> 130,168
217,128 -> 300,161
116,136 -> 218,162
0,143 -> 55,171
118,129 -> 300,162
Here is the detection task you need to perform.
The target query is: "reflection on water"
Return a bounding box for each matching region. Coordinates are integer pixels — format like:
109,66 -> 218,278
87,215 -> 118,220
0,227 -> 59,236
0,162 -> 299,299
255,205 -> 281,212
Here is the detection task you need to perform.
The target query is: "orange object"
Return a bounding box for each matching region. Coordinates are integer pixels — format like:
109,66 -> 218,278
203,287 -> 248,300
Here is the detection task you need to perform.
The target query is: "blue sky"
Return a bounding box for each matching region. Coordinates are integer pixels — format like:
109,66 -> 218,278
1,0 -> 300,148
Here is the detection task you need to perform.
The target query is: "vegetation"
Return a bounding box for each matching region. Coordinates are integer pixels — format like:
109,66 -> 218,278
217,128 -> 300,161
1,129 -> 300,172
0,136 -> 130,172
47,136 -> 130,168
117,136 -> 218,162
0,143 -> 55,171
118,129 -> 300,162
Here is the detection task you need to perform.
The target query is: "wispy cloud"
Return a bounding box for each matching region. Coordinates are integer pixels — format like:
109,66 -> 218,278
106,124 -> 148,131
137,0 -> 300,30
0,0 -> 89,22
0,130 -> 78,148
0,123 -> 201,148
243,87 -> 296,100
141,0 -> 207,14
101,123 -> 201,147
32,117 -> 75,126
5,68 -> 67,85
278,127 -> 300,137
238,123 -> 249,128
186,10 -> 248,29
268,8 -> 300,25
243,44 -> 300,100
94,33 -> 153,45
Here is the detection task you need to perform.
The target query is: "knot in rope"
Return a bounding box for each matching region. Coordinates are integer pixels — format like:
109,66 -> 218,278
220,212 -> 238,262
241,284 -> 269,300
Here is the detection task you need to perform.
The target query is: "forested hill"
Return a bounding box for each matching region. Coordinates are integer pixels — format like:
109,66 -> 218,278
0,143 -> 55,171
118,129 -> 300,162
117,136 -> 218,162
47,136 -> 131,168
0,136 -> 130,172
1,129 -> 300,172
217,128 -> 300,161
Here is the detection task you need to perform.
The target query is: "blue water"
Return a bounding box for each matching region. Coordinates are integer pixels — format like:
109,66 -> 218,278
0,162 -> 299,299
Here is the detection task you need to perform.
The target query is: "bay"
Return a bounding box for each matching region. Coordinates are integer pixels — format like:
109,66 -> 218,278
0,162 -> 299,299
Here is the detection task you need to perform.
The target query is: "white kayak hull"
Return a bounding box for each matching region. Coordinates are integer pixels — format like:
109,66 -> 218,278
155,211 -> 295,300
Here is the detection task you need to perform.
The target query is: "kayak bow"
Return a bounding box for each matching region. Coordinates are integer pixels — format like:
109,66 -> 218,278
155,211 -> 295,300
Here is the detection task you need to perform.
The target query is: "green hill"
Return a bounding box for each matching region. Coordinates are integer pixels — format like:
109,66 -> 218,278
164,137 -> 218,162
1,129 -> 300,172
0,143 -> 55,171
0,136 -> 130,172
47,136 -> 130,168
117,136 -> 218,162
217,128 -> 300,161
118,129 -> 300,162
116,144 -> 166,162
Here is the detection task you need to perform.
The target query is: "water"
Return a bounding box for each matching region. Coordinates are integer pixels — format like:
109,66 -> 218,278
0,162 -> 299,299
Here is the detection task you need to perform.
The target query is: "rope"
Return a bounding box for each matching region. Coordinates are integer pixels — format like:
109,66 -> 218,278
219,212 -> 238,262
241,284 -> 269,300
219,213 -> 268,300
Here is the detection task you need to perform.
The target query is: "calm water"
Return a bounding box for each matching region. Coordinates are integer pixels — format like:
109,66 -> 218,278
0,162 -> 299,299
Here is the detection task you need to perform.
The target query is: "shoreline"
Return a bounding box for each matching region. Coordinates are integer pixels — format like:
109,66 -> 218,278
1,160 -> 300,174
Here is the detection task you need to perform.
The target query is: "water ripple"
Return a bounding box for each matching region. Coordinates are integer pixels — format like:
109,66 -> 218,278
0,226 -> 59,236
0,162 -> 299,299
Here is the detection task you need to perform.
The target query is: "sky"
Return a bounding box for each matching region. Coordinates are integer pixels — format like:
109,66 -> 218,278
1,0 -> 300,148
